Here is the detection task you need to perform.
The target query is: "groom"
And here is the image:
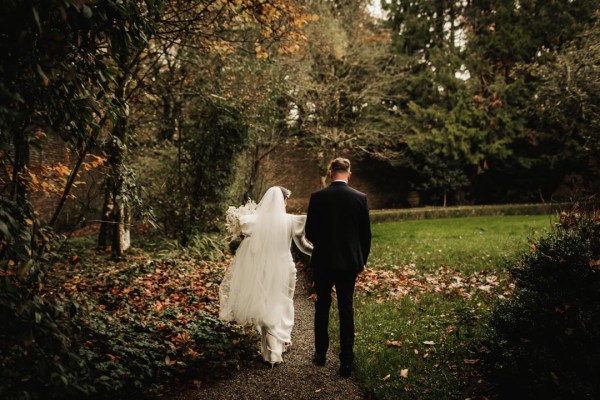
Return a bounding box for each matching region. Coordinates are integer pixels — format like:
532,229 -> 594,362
305,157 -> 371,377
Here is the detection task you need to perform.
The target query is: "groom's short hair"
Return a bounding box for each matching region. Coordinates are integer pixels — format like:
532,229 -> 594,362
330,157 -> 351,173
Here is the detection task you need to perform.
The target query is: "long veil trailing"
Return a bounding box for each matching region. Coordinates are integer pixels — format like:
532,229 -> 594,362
219,187 -> 291,328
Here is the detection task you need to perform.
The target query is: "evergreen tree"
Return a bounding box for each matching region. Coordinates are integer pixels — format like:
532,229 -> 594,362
381,0 -> 598,204
383,0 -> 482,205
464,0 -> 598,202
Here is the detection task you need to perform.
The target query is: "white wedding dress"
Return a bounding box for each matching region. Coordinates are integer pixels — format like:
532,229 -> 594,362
219,187 -> 313,365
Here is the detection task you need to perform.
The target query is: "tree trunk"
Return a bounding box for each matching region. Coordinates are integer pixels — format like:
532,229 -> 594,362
443,187 -> 447,208
11,131 -> 30,203
97,189 -> 114,249
50,140 -> 87,228
112,193 -> 130,255
98,118 -> 131,256
159,95 -> 182,141
244,146 -> 262,201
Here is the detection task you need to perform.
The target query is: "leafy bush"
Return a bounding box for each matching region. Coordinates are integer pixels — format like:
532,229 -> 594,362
370,202 -> 565,224
1,240 -> 256,399
182,234 -> 226,261
155,233 -> 227,261
0,198 -> 57,284
0,199 -> 91,399
486,204 -> 600,399
0,275 -> 94,399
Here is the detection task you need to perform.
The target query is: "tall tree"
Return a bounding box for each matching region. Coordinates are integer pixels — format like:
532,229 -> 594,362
94,0 -> 315,253
113,0 -> 316,242
463,0 -> 598,202
534,20 -> 600,196
288,0 -> 395,186
381,0 -> 598,204
382,0 -> 481,205
0,0 -> 158,276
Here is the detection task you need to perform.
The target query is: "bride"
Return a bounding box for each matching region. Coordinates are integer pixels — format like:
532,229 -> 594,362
219,186 -> 313,366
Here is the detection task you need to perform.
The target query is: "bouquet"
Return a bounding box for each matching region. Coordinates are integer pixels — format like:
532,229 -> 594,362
225,199 -> 257,238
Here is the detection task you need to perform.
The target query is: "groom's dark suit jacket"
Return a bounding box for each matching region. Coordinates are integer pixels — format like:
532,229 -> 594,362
305,181 -> 371,273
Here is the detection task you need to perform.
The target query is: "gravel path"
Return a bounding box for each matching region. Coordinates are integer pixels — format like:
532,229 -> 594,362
169,265 -> 365,400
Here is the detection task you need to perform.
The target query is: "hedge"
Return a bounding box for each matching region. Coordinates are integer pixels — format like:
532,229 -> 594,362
369,203 -> 567,223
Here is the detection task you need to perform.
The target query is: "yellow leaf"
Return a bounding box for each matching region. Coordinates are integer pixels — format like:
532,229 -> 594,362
382,374 -> 391,381
400,369 -> 409,378
165,355 -> 176,366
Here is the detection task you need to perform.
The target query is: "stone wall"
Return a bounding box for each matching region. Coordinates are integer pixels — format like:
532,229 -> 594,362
26,137 -> 407,230
257,145 -> 407,213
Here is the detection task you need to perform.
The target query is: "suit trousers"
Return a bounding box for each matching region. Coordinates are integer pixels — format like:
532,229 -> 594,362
314,268 -> 358,365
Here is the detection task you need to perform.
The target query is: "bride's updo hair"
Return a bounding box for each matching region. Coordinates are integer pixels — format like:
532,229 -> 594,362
278,186 -> 291,200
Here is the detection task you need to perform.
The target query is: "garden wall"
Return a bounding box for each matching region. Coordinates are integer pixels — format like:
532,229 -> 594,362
259,145 -> 405,213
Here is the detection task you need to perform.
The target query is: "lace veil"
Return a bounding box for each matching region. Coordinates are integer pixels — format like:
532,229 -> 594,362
219,187 -> 292,328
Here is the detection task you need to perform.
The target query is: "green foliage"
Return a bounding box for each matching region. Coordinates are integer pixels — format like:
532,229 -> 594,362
370,203 -> 563,224
534,20 -> 600,195
463,0 -> 598,203
0,197 -> 64,293
382,0 -> 598,204
141,99 -> 248,243
182,100 -> 249,236
465,0 -> 598,68
1,245 -> 256,399
486,205 -> 600,399
158,233 -> 227,262
185,234 -> 226,261
0,275 -> 94,399
0,198 -> 34,273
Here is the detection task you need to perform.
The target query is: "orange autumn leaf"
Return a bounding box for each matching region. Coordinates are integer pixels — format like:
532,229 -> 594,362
165,355 -> 177,366
385,340 -> 402,348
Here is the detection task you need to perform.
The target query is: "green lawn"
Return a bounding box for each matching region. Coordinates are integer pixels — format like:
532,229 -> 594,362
332,214 -> 555,400
370,214 -> 554,274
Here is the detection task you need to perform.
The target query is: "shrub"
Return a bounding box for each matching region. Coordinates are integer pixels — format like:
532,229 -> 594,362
0,275 -> 94,399
369,203 -> 565,224
486,203 -> 600,399
1,239 -> 254,399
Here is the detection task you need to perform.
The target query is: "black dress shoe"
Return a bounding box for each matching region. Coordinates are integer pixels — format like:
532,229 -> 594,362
312,354 -> 326,366
339,363 -> 352,378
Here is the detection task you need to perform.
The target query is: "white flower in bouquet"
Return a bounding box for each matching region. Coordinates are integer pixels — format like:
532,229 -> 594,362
225,199 -> 257,237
